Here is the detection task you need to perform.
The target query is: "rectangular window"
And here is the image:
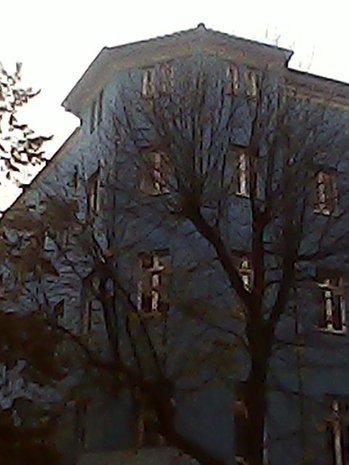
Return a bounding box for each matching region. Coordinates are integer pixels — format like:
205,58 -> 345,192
97,90 -> 103,125
89,100 -> 96,134
58,230 -> 69,247
82,299 -> 101,334
226,64 -> 239,95
328,398 -> 349,465
159,63 -> 174,95
142,68 -> 155,98
236,152 -> 250,197
54,299 -> 65,324
318,277 -> 346,333
315,171 -> 338,215
87,169 -> 100,214
239,257 -> 254,292
245,70 -> 258,98
137,251 -> 170,316
139,151 -> 170,195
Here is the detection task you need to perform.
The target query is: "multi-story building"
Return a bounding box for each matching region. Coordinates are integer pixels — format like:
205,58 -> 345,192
2,24 -> 349,465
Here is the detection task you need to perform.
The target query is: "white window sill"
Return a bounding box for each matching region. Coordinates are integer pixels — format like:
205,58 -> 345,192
134,310 -> 164,319
316,326 -> 347,336
235,191 -> 250,199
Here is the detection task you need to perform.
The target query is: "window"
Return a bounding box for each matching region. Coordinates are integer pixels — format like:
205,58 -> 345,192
327,398 -> 349,465
58,229 -> 69,247
53,299 -> 65,324
139,151 -> 170,195
137,251 -> 170,316
87,169 -> 100,214
89,100 -> 96,134
315,171 -> 338,215
159,63 -> 174,95
245,70 -> 258,98
142,68 -> 155,98
233,148 -> 262,199
226,64 -> 239,95
236,152 -> 250,197
89,91 -> 103,133
82,299 -> 101,334
97,90 -> 103,125
239,258 -> 254,292
318,277 -> 346,333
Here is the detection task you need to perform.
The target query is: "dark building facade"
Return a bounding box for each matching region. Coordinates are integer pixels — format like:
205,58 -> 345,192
2,25 -> 349,465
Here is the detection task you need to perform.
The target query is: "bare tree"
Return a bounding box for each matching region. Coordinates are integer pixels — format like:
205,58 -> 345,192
0,62 -> 58,464
90,61 -> 349,465
3,59 -> 349,465
0,62 -> 52,186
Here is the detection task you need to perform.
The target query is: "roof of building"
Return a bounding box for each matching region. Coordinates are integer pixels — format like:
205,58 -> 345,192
3,24 -> 349,222
62,23 -> 294,117
0,127 -> 80,222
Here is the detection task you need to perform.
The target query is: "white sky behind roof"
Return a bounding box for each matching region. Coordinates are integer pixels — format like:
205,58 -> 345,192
0,0 -> 348,208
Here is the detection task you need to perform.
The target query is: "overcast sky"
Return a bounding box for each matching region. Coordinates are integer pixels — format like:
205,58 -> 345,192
1,0 -> 348,207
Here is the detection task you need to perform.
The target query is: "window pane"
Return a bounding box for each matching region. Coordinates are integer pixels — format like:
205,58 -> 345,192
138,252 -> 170,314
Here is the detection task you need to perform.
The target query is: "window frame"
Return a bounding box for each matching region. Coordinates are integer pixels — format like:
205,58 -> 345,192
314,169 -> 338,216
142,68 -> 155,99
226,64 -> 240,95
327,397 -> 349,465
138,150 -> 171,196
239,257 -> 254,292
236,151 -> 250,197
97,89 -> 103,125
317,276 -> 346,335
136,249 -> 171,317
159,62 -> 174,95
137,250 -> 170,317
245,70 -> 258,98
89,100 -> 96,134
230,146 -> 263,200
87,168 -> 101,215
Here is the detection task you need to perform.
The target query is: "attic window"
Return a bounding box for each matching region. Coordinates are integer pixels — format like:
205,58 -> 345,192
226,64 -> 239,95
245,70 -> 258,98
159,63 -> 174,95
142,68 -> 155,98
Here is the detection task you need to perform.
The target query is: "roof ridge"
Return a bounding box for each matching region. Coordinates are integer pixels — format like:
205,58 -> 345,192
104,24 -> 292,56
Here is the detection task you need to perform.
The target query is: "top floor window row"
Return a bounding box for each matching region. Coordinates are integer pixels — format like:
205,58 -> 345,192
225,64 -> 258,98
142,63 -> 175,98
141,63 -> 258,98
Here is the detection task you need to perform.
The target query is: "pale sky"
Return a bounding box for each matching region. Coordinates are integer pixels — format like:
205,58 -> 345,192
1,0 -> 349,208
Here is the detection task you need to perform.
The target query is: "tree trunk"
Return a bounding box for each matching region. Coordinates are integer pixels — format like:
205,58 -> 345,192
244,357 -> 268,465
242,322 -> 270,465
